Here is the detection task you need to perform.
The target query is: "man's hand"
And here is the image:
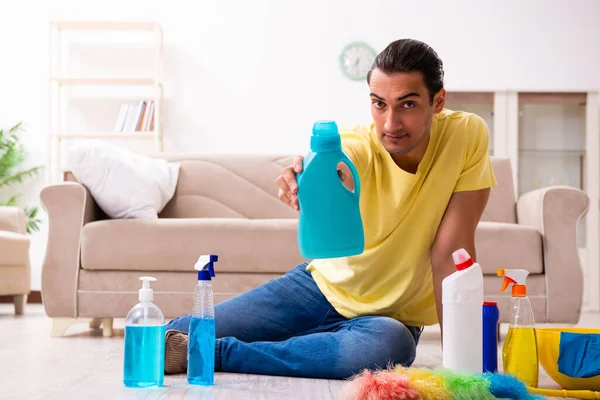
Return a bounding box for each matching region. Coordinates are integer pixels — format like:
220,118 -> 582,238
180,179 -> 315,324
431,187 -> 491,342
276,156 -> 304,211
276,155 -> 356,210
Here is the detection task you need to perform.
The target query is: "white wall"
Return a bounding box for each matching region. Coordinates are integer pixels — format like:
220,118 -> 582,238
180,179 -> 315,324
1,0 -> 599,290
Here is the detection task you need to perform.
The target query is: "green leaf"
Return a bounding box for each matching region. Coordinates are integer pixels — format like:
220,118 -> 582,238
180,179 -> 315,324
8,121 -> 23,134
23,206 -> 41,234
0,140 -> 22,164
27,219 -> 40,234
0,195 -> 19,206
25,206 -> 37,219
0,122 -> 44,234
0,166 -> 43,189
0,133 -> 20,152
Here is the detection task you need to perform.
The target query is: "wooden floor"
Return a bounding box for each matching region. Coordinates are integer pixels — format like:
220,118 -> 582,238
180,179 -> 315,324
1,304 -> 597,399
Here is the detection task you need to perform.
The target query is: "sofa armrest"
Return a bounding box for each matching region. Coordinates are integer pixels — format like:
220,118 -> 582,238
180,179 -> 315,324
517,185 -> 589,323
40,182 -> 101,317
0,206 -> 27,234
0,230 -> 31,295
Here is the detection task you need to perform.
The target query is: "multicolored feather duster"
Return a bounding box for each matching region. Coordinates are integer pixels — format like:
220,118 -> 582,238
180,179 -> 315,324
342,366 -> 544,400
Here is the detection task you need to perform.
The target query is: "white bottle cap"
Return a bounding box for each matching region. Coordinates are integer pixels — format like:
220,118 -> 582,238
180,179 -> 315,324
452,248 -> 474,271
139,276 -> 157,302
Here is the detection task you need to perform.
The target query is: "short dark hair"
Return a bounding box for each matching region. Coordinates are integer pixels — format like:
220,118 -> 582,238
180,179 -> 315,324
367,39 -> 444,103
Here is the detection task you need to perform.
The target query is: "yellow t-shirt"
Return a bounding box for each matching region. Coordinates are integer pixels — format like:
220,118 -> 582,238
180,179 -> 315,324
307,108 -> 497,327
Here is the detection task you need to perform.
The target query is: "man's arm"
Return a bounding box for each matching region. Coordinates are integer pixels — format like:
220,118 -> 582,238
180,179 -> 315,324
431,187 -> 491,340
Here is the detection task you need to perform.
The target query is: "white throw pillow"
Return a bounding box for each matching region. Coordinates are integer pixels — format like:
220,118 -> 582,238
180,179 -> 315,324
66,141 -> 180,219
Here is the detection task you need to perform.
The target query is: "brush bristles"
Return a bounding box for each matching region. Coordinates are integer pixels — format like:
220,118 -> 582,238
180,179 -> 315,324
481,372 -> 544,400
436,369 -> 496,400
342,369 -> 420,400
343,366 -> 539,400
393,366 -> 451,400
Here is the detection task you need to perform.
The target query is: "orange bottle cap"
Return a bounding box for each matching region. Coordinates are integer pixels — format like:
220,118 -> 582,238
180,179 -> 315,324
512,284 -> 527,297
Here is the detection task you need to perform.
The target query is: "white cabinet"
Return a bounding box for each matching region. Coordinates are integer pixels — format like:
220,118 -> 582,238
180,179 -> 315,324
517,93 -> 587,248
517,93 -> 586,196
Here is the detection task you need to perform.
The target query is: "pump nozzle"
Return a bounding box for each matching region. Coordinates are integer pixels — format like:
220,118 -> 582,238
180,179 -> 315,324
497,268 -> 529,297
138,276 -> 156,302
195,254 -> 218,281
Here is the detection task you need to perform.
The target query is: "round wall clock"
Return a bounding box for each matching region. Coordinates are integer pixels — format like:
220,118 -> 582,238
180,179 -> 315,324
339,41 -> 377,81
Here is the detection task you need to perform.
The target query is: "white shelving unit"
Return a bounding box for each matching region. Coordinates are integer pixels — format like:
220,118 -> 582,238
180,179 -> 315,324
48,21 -> 164,184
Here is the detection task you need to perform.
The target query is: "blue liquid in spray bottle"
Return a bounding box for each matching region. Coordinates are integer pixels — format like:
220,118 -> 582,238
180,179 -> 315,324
188,255 -> 218,385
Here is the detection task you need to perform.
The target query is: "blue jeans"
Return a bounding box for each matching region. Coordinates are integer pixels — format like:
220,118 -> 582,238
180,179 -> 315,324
166,263 -> 422,379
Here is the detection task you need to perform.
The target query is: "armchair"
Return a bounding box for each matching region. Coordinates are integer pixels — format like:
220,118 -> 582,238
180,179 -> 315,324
0,206 -> 31,315
477,158 -> 589,324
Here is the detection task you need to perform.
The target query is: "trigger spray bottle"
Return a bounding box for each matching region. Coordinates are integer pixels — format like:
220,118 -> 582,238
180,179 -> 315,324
123,276 -> 166,388
188,254 -> 218,385
498,268 -> 538,388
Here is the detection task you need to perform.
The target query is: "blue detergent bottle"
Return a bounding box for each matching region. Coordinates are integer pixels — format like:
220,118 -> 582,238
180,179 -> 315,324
123,276 -> 166,388
297,120 -> 364,259
188,254 -> 218,386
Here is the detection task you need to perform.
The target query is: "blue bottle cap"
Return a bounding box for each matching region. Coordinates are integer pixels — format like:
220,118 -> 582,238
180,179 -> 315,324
198,270 -> 212,281
313,120 -> 339,136
311,120 -> 341,151
195,254 -> 218,281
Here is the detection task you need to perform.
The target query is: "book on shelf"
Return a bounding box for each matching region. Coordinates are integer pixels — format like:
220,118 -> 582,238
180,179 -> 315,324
114,100 -> 155,132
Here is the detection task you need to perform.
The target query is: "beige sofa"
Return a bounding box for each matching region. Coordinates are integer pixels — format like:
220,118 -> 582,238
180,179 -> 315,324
0,206 -> 31,315
39,154 -> 589,337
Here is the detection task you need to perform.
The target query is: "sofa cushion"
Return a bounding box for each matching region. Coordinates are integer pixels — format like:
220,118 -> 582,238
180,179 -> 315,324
81,218 -> 542,275
475,221 -> 543,274
81,218 -> 306,273
77,270 -> 282,317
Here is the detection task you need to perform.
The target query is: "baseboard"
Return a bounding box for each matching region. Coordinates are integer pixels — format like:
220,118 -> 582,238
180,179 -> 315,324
0,290 -> 42,303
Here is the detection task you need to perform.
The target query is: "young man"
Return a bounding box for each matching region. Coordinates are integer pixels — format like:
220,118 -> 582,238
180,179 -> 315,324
164,38 -> 496,379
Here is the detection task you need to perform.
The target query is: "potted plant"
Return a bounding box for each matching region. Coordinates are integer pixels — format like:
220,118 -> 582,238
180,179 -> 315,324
0,122 -> 44,233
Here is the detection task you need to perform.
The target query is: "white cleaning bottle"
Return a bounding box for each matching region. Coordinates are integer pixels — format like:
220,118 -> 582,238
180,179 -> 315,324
123,276 -> 166,388
442,248 -> 484,373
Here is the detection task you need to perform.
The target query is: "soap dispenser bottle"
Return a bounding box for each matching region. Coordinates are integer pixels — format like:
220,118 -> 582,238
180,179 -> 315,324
123,276 -> 166,388
498,268 -> 538,388
188,254 -> 218,385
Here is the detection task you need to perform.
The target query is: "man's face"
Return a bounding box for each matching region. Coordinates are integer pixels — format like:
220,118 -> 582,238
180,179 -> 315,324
369,69 -> 445,156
